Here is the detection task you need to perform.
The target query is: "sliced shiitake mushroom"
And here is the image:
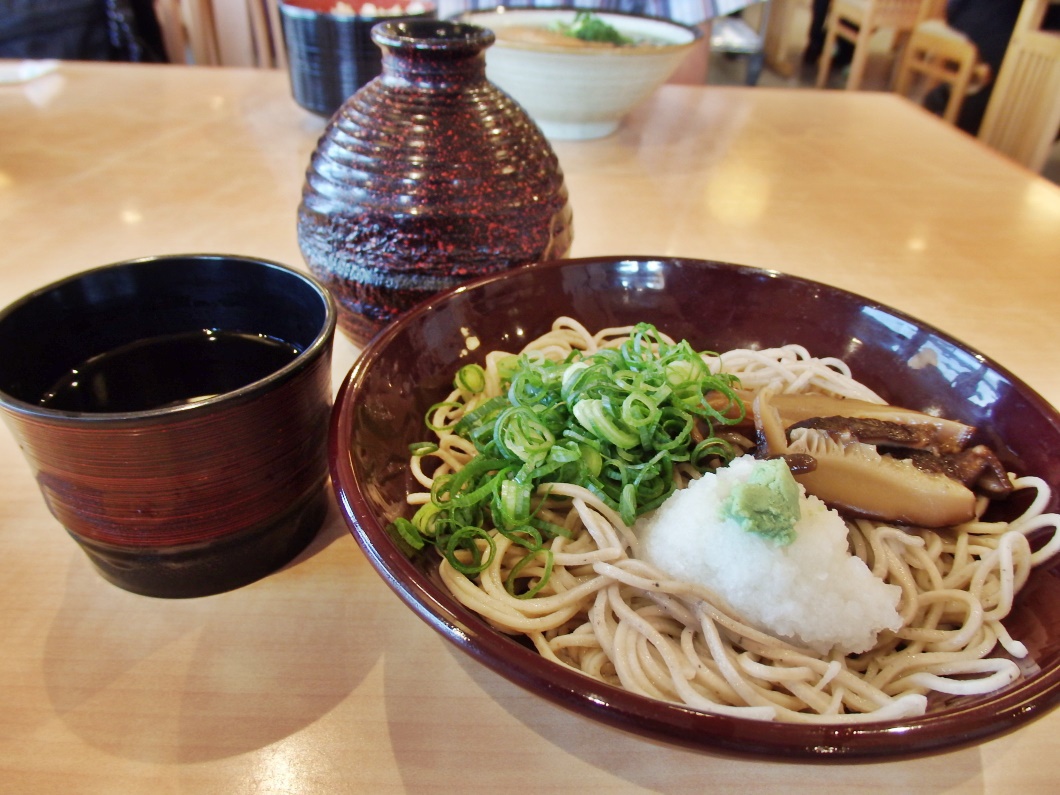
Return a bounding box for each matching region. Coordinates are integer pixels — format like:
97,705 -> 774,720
748,390 -> 1002,527
785,427 -> 978,528
741,392 -> 975,454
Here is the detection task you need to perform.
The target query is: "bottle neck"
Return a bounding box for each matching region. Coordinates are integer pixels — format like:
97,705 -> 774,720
373,20 -> 494,91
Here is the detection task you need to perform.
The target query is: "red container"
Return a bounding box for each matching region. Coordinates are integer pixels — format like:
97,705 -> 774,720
0,255 -> 336,598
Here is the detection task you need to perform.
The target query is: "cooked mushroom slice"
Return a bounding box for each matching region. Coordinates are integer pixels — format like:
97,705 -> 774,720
786,427 -> 978,527
768,393 -> 974,455
753,390 -> 789,457
768,452 -> 817,476
903,444 -> 1013,497
789,415 -> 944,452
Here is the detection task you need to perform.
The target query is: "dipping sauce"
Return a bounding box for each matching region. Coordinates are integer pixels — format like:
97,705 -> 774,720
40,329 -> 302,412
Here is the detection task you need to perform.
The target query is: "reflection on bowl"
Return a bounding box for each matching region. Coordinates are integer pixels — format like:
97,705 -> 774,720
460,8 -> 700,140
329,256 -> 1060,759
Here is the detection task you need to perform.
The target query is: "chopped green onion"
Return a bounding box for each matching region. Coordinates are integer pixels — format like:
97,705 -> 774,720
505,548 -> 554,599
387,518 -> 426,557
573,399 -> 640,449
444,526 -> 495,576
496,478 -> 532,530
551,11 -> 633,46
424,401 -> 462,433
454,363 -> 486,394
406,322 -> 746,595
409,441 -> 438,456
411,502 -> 442,537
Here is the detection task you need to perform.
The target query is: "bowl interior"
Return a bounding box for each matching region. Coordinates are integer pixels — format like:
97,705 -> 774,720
0,254 -> 331,412
465,9 -> 699,52
331,257 -> 1060,759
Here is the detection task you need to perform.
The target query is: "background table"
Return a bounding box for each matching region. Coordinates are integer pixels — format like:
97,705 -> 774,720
2,62 -> 1060,793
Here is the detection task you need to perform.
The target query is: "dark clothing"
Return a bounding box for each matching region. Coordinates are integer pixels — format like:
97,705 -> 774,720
804,0 -> 854,67
926,0 -> 1060,135
0,0 -> 165,62
945,0 -> 1023,70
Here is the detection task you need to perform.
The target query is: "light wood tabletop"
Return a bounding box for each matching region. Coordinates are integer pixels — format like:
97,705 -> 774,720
1,61 -> 1059,793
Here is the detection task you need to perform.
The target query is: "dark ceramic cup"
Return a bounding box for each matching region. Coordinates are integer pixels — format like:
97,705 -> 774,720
279,0 -> 437,117
0,254 -> 336,598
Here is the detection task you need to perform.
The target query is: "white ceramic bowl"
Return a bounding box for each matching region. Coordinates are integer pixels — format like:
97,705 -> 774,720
461,9 -> 701,140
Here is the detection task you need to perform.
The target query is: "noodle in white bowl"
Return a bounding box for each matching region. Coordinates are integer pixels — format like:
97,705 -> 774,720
402,317 -> 1059,724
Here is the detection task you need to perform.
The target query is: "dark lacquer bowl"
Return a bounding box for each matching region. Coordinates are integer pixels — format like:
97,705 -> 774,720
0,254 -> 336,599
279,0 -> 437,117
329,256 -> 1060,760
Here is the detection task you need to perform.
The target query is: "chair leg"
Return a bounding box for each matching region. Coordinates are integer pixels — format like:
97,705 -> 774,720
746,51 -> 764,86
153,0 -> 188,64
941,86 -> 963,123
816,16 -> 840,87
845,24 -> 875,90
888,30 -> 913,86
894,41 -> 919,98
942,62 -> 975,124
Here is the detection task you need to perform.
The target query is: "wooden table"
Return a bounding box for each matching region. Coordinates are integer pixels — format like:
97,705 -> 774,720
2,61 -> 1059,793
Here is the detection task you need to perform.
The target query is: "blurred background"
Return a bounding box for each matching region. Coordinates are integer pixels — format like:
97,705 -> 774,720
1,0 -> 1057,183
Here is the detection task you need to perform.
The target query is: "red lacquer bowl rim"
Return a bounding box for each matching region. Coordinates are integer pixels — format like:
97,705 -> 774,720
0,253 -> 336,424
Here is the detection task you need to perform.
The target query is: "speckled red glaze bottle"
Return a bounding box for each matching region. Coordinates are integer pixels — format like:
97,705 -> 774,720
297,20 -> 574,347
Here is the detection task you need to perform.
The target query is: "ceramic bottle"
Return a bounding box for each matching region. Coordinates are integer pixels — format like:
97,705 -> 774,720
297,20 -> 574,346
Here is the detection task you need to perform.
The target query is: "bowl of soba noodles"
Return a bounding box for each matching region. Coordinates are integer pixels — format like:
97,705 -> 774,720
328,256 -> 1060,759
458,9 -> 701,140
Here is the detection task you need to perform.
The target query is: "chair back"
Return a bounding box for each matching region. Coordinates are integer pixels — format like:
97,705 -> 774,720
869,0 -> 928,29
893,21 -> 980,123
978,0 -> 1060,171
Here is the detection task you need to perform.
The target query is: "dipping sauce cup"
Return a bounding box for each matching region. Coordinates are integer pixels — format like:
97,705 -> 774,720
0,254 -> 336,598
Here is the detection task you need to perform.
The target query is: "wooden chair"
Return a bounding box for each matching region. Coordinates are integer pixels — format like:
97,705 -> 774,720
815,0 -> 929,90
978,0 -> 1060,172
893,19 -> 990,125
153,0 -> 189,63
761,0 -> 804,79
153,0 -> 216,64
153,0 -> 285,67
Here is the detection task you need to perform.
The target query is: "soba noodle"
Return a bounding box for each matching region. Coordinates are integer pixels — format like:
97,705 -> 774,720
406,317 -> 1059,723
